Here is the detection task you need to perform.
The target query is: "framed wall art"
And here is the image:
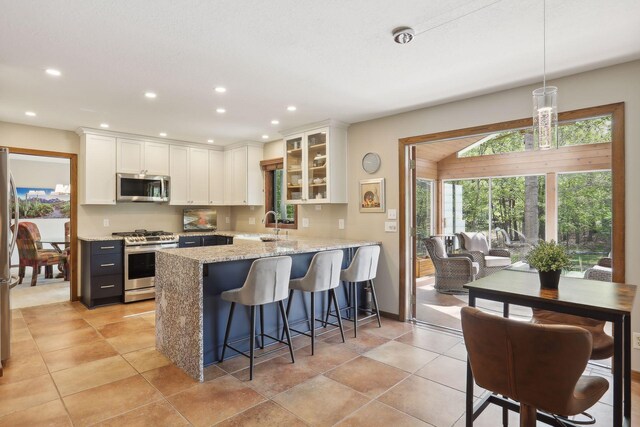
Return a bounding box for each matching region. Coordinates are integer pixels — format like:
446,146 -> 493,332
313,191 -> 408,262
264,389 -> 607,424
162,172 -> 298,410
359,178 -> 385,213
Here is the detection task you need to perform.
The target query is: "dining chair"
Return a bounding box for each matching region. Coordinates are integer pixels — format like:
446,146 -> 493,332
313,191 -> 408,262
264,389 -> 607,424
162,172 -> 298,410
16,222 -> 68,286
462,306 -> 608,426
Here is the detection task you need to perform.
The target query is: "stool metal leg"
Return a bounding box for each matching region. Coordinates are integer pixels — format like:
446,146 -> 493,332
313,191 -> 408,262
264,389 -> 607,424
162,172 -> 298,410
259,305 -> 265,350
278,300 -> 295,363
330,288 -> 345,343
220,302 -> 235,362
249,305 -> 256,380
282,289 -> 294,341
370,279 -> 382,328
353,281 -> 358,338
310,291 -> 316,355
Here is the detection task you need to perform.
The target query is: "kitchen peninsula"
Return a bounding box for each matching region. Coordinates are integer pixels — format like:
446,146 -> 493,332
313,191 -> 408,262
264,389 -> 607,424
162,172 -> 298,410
155,236 -> 380,381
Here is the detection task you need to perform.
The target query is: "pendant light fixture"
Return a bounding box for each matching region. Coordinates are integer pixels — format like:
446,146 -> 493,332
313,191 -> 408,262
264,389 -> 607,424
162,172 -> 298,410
532,0 -> 557,150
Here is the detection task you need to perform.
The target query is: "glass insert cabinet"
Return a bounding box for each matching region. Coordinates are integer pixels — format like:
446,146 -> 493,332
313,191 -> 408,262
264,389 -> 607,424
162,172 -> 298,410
283,121 -> 348,204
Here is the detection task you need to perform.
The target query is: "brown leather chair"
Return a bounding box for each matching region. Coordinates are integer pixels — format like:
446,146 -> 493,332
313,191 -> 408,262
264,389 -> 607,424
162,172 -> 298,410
531,268 -> 614,361
461,307 -> 608,427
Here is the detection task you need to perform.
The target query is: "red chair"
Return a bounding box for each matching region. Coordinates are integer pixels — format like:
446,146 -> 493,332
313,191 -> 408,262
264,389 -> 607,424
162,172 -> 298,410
16,222 -> 67,286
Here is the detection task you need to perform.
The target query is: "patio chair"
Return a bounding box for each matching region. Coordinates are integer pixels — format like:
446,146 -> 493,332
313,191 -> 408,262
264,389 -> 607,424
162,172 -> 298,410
583,255 -> 612,282
424,237 -> 478,294
456,231 -> 511,278
494,227 -> 528,249
16,222 -> 68,286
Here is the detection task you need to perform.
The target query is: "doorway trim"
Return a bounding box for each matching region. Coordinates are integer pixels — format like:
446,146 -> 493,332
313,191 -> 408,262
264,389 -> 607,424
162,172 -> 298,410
7,147 -> 79,302
398,102 -> 625,320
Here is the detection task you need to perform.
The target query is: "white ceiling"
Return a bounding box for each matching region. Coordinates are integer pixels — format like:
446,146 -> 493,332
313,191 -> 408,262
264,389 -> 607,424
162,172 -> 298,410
1,0 -> 639,146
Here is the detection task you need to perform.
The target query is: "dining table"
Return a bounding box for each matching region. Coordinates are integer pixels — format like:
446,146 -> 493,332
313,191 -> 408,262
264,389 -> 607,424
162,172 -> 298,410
463,269 -> 636,427
37,237 -> 70,279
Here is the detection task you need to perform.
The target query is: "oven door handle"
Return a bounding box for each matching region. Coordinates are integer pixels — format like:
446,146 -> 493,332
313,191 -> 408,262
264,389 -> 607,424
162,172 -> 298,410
125,244 -> 178,254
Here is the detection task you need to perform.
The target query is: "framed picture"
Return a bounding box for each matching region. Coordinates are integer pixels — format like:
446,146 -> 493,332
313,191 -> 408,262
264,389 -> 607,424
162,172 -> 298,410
359,178 -> 385,213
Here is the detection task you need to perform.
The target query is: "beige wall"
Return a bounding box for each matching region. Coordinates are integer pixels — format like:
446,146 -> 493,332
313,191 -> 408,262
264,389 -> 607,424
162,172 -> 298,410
0,121 -> 78,154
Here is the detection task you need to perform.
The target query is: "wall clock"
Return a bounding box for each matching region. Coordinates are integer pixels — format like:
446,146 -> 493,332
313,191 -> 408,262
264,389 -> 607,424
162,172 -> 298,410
362,152 -> 381,174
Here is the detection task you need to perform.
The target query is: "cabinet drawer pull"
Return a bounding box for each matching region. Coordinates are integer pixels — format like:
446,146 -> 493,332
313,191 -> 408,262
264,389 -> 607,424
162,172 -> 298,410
100,263 -> 116,267
100,246 -> 115,250
100,284 -> 115,289
184,242 -> 196,245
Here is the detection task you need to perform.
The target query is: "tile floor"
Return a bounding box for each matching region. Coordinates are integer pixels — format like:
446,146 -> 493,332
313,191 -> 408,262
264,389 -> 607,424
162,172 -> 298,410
0,299 -> 637,426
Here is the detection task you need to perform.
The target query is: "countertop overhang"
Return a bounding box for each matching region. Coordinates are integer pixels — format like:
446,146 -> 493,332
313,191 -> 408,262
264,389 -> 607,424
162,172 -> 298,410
157,236 -> 381,265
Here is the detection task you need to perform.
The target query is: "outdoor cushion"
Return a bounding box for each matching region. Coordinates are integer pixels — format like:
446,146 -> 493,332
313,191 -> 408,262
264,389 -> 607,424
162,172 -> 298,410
484,255 -> 511,268
472,262 -> 480,276
461,232 -> 490,255
431,237 -> 448,258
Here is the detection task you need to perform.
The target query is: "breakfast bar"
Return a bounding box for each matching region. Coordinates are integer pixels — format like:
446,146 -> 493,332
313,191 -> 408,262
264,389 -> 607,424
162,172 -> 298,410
155,236 -> 380,381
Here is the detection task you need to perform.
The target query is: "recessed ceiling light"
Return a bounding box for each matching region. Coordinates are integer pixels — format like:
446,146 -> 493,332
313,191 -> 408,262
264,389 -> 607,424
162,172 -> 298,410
159,132 -> 167,137
216,108 -> 226,114
25,111 -> 36,117
100,123 -> 110,128
214,87 -> 226,93
145,92 -> 157,99
287,106 -> 297,111
271,120 -> 279,125
262,135 -> 269,140
207,139 -> 214,143
45,68 -> 61,76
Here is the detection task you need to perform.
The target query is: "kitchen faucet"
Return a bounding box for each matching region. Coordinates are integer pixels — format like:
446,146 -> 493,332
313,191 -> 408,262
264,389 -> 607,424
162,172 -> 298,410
264,210 -> 280,238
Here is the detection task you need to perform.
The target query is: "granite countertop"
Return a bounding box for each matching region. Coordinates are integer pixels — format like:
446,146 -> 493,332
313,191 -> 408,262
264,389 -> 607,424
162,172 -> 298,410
78,235 -> 124,242
158,237 -> 381,265
78,230 -> 237,241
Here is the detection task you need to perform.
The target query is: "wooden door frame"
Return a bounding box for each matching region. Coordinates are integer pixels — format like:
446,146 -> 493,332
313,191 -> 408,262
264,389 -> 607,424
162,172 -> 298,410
398,102 -> 625,321
7,147 -> 78,302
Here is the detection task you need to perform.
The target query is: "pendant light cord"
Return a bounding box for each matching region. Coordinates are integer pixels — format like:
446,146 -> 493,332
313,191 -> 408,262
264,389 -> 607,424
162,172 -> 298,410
543,0 -> 546,90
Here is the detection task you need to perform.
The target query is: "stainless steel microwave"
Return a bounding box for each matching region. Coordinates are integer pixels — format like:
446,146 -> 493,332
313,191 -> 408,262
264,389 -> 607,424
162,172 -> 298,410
116,173 -> 170,202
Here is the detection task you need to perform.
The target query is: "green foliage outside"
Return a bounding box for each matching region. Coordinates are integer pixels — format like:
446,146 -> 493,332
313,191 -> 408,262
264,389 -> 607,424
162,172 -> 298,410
459,116 -> 611,158
416,115 -> 612,272
525,240 -> 571,272
558,171 -> 612,271
416,179 -> 432,257
558,116 -> 611,147
274,170 -> 295,223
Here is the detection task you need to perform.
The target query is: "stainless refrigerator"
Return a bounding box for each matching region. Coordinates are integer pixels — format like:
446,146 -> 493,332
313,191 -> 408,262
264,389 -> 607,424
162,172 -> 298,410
0,147 -> 20,363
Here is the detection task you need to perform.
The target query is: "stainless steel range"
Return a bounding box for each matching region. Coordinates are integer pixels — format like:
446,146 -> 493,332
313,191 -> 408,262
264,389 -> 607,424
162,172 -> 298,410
112,230 -> 178,303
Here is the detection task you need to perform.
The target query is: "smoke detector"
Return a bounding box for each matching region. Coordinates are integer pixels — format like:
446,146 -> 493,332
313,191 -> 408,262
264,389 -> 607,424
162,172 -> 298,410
392,27 -> 415,44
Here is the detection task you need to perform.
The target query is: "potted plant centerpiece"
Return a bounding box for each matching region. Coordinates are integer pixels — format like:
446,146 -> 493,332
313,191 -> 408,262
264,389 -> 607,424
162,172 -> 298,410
525,240 -> 570,289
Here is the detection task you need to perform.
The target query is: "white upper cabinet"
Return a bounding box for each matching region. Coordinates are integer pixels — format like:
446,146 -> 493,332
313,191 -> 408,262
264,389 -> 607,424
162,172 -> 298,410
79,128 -> 266,207
144,142 -> 170,175
188,147 -> 209,205
223,144 -> 263,205
170,145 -> 211,205
169,145 -> 189,205
80,133 -> 117,205
208,150 -> 224,205
117,139 -> 169,175
116,138 -> 144,174
283,120 -> 348,204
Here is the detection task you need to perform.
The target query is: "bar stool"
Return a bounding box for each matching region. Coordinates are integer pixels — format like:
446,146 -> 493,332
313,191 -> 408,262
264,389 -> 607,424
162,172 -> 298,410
338,245 -> 381,337
219,256 -> 295,380
285,250 -> 345,355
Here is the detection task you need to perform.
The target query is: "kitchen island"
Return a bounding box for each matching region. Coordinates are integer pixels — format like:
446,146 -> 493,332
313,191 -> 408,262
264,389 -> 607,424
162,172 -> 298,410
155,236 -> 380,381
